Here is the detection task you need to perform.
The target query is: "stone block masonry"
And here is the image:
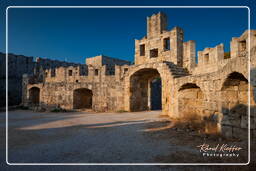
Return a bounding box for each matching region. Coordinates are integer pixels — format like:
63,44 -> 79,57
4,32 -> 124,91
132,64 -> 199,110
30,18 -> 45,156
17,12 -> 256,140
0,52 -> 82,107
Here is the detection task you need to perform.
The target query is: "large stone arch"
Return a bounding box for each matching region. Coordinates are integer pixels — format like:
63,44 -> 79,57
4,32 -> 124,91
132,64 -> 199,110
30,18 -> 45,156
124,63 -> 172,114
129,68 -> 161,111
29,87 -> 40,105
73,88 -> 93,109
177,83 -> 204,119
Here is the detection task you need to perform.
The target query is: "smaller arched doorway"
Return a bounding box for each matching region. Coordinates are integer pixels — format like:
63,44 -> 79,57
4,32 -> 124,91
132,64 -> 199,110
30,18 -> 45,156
29,87 -> 40,105
221,72 -> 249,112
178,83 -> 204,119
73,88 -> 93,109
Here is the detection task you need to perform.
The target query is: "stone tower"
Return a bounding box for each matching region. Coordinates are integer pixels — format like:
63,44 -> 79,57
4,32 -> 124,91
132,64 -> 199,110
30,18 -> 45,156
147,12 -> 168,39
135,12 -> 184,66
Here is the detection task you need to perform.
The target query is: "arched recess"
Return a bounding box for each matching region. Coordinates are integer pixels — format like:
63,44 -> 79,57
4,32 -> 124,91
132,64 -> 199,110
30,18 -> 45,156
29,87 -> 40,105
178,83 -> 204,118
221,72 -> 252,113
129,68 -> 162,111
73,88 -> 93,109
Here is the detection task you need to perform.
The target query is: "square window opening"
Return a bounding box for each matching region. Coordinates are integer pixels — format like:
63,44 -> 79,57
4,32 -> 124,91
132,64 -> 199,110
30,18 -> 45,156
95,69 -> 99,76
150,49 -> 158,58
163,37 -> 170,51
68,70 -> 72,76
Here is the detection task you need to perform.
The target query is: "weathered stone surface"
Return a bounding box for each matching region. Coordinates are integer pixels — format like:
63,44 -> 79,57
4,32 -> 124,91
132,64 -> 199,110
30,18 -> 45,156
6,12 -> 254,140
222,126 -> 233,138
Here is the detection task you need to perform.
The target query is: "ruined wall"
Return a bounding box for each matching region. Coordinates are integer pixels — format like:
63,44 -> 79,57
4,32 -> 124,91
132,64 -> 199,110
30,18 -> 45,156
85,55 -> 130,76
23,56 -> 131,112
183,40 -> 196,71
20,11 -> 256,141
173,30 -> 256,140
25,72 -> 126,112
191,44 -> 226,75
0,53 -> 35,107
86,55 -> 130,66
0,52 -> 82,107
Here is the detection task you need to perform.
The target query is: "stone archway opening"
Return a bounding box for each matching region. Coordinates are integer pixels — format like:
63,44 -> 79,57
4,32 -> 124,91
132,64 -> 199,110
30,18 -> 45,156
130,68 -> 162,112
178,83 -> 204,119
29,87 -> 40,105
221,72 -> 249,113
73,88 -> 93,109
220,72 -> 252,139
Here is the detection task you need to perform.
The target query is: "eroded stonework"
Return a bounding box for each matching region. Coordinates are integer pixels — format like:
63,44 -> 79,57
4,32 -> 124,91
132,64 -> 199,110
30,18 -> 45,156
20,12 -> 256,139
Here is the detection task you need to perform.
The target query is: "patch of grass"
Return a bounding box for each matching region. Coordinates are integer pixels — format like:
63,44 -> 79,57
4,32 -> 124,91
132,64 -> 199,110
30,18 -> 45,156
171,112 -> 222,135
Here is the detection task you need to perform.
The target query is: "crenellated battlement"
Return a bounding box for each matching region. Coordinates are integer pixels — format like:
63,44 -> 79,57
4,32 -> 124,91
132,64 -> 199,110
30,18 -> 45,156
43,62 -> 130,83
12,12 -> 256,140
187,30 -> 256,75
3,12 -> 256,117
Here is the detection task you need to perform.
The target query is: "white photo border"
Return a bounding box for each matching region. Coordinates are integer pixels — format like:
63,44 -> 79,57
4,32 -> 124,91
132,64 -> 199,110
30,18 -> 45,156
5,6 -> 251,166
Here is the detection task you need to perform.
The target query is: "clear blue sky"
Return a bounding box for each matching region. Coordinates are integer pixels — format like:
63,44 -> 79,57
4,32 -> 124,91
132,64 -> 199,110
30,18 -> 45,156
0,0 -> 255,64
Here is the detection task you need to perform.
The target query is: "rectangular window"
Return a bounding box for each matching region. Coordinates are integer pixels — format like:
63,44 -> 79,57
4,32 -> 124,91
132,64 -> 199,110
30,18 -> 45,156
95,69 -> 99,76
68,70 -> 72,76
204,53 -> 209,63
150,48 -> 158,58
239,40 -> 246,51
163,37 -> 170,51
51,69 -> 56,77
140,44 -> 145,56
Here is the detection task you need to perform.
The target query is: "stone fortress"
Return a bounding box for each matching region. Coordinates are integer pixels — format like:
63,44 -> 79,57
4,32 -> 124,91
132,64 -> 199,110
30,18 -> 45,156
2,12 -> 256,139
0,52 -> 82,107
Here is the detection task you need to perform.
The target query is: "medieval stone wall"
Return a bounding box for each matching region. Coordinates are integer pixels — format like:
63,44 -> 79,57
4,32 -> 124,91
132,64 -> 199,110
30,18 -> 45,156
0,52 -> 82,107
20,12 -> 256,140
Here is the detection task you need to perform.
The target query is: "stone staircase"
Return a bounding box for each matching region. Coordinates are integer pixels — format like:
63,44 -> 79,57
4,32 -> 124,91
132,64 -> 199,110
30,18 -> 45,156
164,61 -> 190,78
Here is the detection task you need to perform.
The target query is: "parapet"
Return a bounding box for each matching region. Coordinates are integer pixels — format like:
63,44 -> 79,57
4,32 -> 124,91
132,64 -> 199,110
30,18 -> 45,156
230,30 -> 256,58
191,29 -> 256,75
43,61 -> 131,83
85,55 -> 131,67
197,44 -> 224,66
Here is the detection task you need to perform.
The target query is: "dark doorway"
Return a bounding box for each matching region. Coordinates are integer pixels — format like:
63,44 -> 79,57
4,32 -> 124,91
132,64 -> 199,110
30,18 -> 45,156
73,88 -> 93,109
130,68 -> 162,111
29,87 -> 40,105
150,78 -> 162,110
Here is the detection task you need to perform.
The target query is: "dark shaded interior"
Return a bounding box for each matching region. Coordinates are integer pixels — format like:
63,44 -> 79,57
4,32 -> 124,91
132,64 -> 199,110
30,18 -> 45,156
73,88 -> 93,109
29,87 -> 40,105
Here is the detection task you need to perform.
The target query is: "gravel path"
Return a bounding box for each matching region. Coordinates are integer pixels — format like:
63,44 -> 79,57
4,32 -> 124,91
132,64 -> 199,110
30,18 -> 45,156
1,110 -> 171,164
0,110 -> 252,171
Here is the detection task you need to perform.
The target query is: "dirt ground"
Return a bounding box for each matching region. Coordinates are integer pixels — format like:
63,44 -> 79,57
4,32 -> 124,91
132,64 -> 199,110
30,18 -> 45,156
0,110 -> 255,170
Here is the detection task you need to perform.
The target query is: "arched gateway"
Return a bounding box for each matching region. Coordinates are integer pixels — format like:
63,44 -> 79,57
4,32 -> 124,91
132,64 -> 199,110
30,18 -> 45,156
29,87 -> 40,105
129,68 -> 162,111
73,88 -> 93,109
